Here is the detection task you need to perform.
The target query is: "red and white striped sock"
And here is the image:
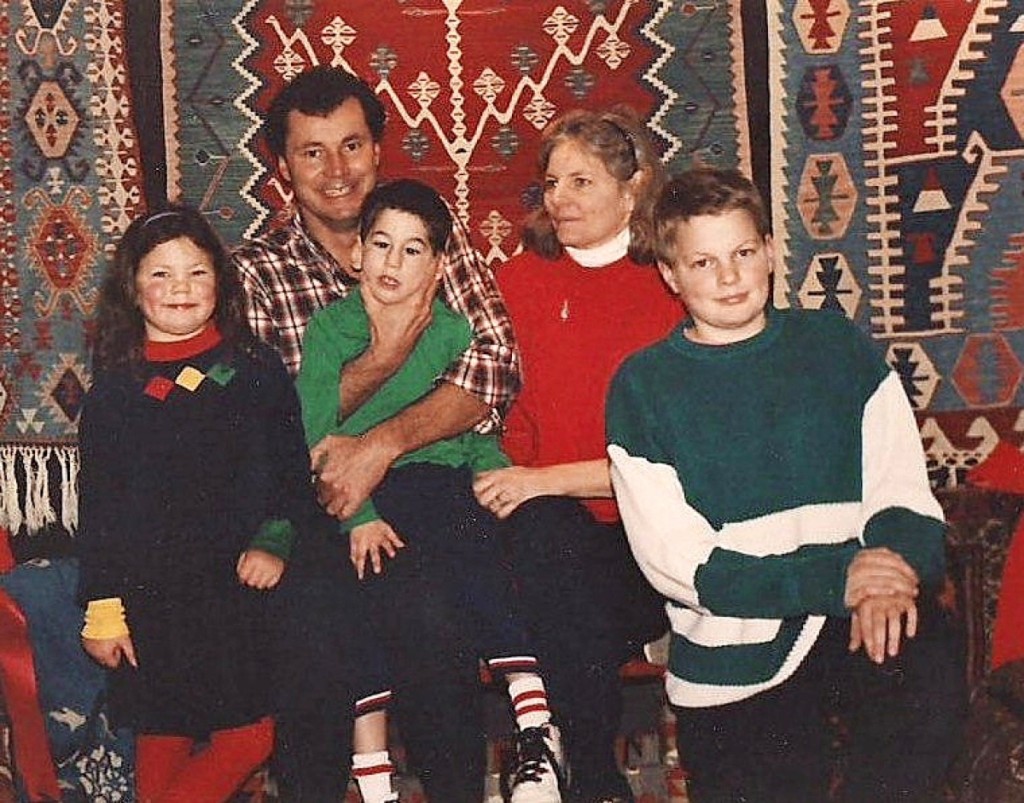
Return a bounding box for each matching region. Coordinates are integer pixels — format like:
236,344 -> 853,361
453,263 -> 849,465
352,750 -> 395,803
508,674 -> 552,731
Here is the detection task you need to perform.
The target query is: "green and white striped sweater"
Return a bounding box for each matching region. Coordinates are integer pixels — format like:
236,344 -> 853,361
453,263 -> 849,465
606,308 -> 945,708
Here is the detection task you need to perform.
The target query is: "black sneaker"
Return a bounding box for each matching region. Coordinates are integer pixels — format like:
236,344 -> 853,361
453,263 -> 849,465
503,724 -> 566,802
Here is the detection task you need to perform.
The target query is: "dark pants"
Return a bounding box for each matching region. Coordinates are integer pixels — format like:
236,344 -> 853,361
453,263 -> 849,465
372,463 -> 534,667
505,497 -> 668,800
675,603 -> 966,803
271,510 -> 485,802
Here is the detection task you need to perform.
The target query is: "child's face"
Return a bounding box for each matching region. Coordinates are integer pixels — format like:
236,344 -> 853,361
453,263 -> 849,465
359,208 -> 442,307
658,209 -> 773,346
135,236 -> 217,342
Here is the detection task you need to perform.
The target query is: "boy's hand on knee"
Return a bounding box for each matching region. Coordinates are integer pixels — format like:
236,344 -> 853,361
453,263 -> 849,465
350,520 -> 406,579
237,549 -> 285,590
848,592 -> 918,663
844,547 -> 919,609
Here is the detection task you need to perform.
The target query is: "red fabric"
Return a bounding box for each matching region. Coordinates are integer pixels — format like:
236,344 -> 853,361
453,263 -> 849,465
967,442 -> 1024,669
136,717 -> 273,803
136,734 -> 194,802
498,251 -> 682,521
0,587 -> 61,801
0,527 -> 14,572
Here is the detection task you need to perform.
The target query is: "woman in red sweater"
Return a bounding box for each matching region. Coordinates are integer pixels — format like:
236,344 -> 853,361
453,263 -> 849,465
475,108 -> 683,803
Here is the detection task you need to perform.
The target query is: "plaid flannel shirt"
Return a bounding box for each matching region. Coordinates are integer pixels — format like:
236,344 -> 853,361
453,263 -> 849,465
231,211 -> 520,431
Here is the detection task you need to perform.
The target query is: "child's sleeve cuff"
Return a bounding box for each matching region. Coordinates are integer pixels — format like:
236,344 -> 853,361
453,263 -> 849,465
82,597 -> 130,639
248,518 -> 296,560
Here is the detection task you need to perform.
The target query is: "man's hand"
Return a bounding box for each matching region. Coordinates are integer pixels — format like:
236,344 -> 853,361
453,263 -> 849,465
311,431 -> 399,519
350,520 -> 406,579
340,283 -> 434,418
236,549 -> 286,590
82,634 -> 137,669
849,592 -> 918,664
363,281 -> 433,371
844,547 -> 919,609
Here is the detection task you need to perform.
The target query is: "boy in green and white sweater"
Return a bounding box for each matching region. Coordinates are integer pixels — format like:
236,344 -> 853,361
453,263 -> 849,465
606,167 -> 964,802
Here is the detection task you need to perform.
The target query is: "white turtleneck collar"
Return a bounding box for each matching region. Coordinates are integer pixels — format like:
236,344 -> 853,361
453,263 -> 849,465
564,226 -> 630,268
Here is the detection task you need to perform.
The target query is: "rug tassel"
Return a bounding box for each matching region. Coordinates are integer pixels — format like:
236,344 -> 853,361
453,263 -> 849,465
56,447 -> 80,534
0,446 -> 22,535
24,446 -> 58,534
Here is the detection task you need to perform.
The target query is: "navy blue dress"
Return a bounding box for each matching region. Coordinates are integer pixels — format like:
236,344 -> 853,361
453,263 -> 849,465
77,330 -> 315,737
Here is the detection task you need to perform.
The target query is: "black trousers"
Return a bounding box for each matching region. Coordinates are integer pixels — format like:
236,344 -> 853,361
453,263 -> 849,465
504,497 -> 668,799
271,510 -> 485,802
675,602 -> 966,803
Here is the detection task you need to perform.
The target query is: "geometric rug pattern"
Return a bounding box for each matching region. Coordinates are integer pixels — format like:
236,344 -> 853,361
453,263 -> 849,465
769,0 -> 1024,487
2,0 -> 750,532
5,0 -> 1024,531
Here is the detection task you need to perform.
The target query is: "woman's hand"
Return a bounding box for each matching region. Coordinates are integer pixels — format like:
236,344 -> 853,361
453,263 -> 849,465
82,634 -> 137,669
237,549 -> 286,590
473,466 -> 548,519
350,520 -> 406,579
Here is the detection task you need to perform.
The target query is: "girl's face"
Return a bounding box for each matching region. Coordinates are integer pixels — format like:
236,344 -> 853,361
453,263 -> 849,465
359,209 -> 442,307
135,236 -> 217,342
542,137 -> 636,250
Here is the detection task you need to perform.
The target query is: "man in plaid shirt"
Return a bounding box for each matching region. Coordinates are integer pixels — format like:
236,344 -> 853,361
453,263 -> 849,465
232,66 -> 519,801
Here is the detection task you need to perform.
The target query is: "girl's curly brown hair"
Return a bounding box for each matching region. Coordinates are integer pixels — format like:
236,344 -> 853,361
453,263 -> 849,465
92,205 -> 255,375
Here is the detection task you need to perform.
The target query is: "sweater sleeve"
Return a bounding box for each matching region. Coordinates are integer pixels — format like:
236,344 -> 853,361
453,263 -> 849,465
77,381 -> 132,605
859,370 -> 946,587
252,349 -> 327,561
296,307 -> 350,449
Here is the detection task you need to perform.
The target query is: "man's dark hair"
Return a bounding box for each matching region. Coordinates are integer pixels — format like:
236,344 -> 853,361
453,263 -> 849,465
359,179 -> 453,255
265,66 -> 387,157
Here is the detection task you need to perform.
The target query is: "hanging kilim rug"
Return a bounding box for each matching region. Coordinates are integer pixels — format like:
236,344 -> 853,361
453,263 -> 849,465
768,0 -> 1024,487
0,0 -> 145,534
0,0 -> 750,534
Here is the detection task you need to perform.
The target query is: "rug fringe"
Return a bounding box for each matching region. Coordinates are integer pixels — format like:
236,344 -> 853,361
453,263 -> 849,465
0,445 -> 79,536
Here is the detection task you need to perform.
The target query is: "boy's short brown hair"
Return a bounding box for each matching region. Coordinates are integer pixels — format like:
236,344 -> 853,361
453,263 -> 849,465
653,167 -> 770,265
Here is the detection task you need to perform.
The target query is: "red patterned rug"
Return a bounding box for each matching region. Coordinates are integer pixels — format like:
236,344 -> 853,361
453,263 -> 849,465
0,0 -> 750,541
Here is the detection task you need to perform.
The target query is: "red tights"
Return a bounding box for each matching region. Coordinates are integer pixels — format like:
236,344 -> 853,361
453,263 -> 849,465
135,717 -> 273,803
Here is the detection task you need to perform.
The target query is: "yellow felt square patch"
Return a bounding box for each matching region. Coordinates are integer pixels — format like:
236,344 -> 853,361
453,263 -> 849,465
176,365 -> 206,391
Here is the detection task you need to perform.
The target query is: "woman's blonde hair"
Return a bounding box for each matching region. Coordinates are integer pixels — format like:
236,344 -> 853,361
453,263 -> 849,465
521,106 -> 664,264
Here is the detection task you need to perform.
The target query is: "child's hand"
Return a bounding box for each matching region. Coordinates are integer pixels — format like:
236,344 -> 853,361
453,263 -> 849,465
844,547 -> 919,609
237,549 -> 285,589
473,467 -> 545,519
848,592 -> 918,664
82,634 -> 137,669
350,520 -> 406,579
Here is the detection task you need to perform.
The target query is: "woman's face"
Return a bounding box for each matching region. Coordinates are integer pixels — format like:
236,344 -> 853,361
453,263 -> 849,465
135,236 -> 217,342
542,138 -> 636,250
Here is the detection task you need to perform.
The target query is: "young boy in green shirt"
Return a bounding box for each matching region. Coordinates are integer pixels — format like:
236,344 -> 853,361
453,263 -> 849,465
297,179 -> 565,802
606,167 -> 964,802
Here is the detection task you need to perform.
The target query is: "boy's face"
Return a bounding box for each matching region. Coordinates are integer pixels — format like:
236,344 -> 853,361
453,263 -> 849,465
359,208 -> 442,307
658,208 -> 774,346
